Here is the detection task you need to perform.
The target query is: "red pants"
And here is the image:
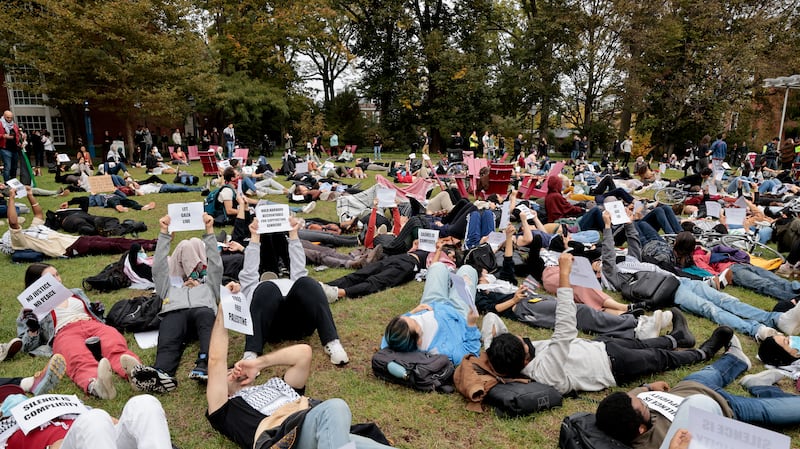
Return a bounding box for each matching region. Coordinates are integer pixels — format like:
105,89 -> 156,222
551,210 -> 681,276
52,319 -> 140,393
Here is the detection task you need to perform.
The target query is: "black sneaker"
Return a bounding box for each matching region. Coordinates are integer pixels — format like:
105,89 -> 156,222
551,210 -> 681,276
189,354 -> 208,382
698,326 -> 734,360
667,307 -> 696,348
131,365 -> 178,393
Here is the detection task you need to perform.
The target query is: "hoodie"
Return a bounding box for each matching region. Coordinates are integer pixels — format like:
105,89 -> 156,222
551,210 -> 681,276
544,176 -> 583,222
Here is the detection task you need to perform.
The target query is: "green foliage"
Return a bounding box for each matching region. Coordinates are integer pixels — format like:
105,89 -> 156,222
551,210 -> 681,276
324,89 -> 368,147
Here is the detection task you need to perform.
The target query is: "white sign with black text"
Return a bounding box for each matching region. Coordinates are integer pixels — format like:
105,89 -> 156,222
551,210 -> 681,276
220,286 -> 253,335
167,202 -> 205,232
11,394 -> 87,434
255,202 -> 292,233
417,229 -> 439,252
17,273 -> 73,320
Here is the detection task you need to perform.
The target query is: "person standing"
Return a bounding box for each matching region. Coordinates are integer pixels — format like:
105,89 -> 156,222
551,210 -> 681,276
373,134 -> 382,161
513,134 -> 525,161
30,129 -> 44,173
200,128 -> 211,151
329,131 -> 339,156
284,132 -> 293,153
498,135 -> 505,156
452,131 -> 464,150
223,123 -> 236,159
481,131 -> 490,158
621,135 -> 633,168
171,128 -> 183,154
420,130 -> 430,155
780,137 -> 795,170
710,132 -> 727,177
210,127 -> 221,147
0,110 -> 21,182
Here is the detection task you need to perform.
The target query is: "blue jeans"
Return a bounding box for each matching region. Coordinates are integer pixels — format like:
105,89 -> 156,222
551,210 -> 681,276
104,161 -> 128,175
226,141 -> 235,159
578,207 -> 604,232
1,148 -> 18,182
421,263 -> 477,319
0,205 -> 20,218
594,187 -> 634,204
684,354 -> 800,427
725,176 -> 753,195
373,146 -> 381,160
634,221 -> 662,245
465,209 -> 496,249
295,398 -> 395,449
758,179 -> 781,194
731,264 -> 800,301
675,278 -> 781,337
641,205 -> 681,234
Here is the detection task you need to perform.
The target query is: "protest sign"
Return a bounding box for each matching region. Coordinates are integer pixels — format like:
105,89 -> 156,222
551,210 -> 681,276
255,202 -> 292,233
216,159 -> 231,170
486,232 -> 506,252
17,273 -> 72,320
417,229 -> 439,252
86,175 -> 115,193
57,153 -> 71,163
733,196 -> 748,208
11,394 -> 87,434
605,200 -> 630,225
636,391 -> 685,422
376,187 -> 397,208
686,406 -> 789,449
5,178 -> 26,198
294,162 -> 309,174
167,202 -> 205,232
725,207 -> 747,227
220,286 -> 253,335
498,202 -> 511,229
705,201 -> 721,218
569,256 -> 602,291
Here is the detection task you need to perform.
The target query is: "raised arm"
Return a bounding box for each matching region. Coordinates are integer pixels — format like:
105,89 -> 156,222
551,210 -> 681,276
207,308 -> 230,414
203,213 -> 223,302
286,216 -> 308,280
152,215 -> 173,298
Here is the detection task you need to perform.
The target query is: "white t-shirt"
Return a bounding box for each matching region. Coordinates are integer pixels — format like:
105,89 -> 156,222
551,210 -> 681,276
409,310 -> 438,351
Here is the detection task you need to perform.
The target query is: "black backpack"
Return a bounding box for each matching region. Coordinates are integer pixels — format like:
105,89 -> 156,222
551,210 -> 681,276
371,348 -> 455,393
559,412 -> 632,449
464,243 -> 498,273
82,253 -> 131,292
105,293 -> 162,333
483,381 -> 563,418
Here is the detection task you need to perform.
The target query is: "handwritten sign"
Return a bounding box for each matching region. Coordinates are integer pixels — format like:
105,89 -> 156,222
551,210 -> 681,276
605,200 -> 630,225
705,201 -> 721,219
417,229 -> 439,252
217,159 -> 231,170
686,406 -> 789,449
167,202 -> 205,232
5,178 -> 26,198
637,391 -> 685,422
255,202 -> 292,233
86,175 -> 115,193
17,273 -> 72,320
733,196 -> 748,209
376,187 -> 397,208
220,286 -> 253,335
11,394 -> 87,434
725,207 -> 747,227
57,153 -> 71,163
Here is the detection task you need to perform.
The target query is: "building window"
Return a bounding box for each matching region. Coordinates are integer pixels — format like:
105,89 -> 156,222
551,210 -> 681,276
51,117 -> 65,144
7,66 -> 44,106
16,115 -> 66,145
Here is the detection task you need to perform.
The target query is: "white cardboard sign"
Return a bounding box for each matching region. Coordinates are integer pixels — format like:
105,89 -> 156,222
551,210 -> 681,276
5,178 -> 26,198
417,229 -> 439,252
294,162 -> 309,173
569,256 -> 602,291
376,187 -> 397,208
725,207 -> 747,227
637,391 -> 685,422
220,286 -> 253,335
498,202 -> 511,229
57,153 -> 71,163
11,394 -> 87,434
255,202 -> 292,233
686,406 -> 789,449
605,200 -> 630,225
17,273 -> 73,320
167,202 -> 205,232
705,201 -> 721,218
486,231 -> 506,252
217,159 -> 231,170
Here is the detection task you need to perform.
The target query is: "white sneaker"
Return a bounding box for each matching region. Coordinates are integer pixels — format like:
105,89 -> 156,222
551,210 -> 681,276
302,201 -> 316,214
658,310 -> 673,334
740,369 -> 785,389
119,354 -> 141,380
319,282 -> 340,303
241,351 -> 258,361
725,335 -> 751,370
0,338 -> 22,362
634,314 -> 659,340
481,312 -> 509,350
755,325 -> 779,342
777,303 -> 800,335
324,339 -> 349,366
89,358 -> 117,400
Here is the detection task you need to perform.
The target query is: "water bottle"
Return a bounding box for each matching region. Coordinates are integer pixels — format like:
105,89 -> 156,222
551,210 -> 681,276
387,361 -> 408,380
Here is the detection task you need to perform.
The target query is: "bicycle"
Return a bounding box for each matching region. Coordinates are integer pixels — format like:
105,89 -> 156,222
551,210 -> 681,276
720,231 -> 785,263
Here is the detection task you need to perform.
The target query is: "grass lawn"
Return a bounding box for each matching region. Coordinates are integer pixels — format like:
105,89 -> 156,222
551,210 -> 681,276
1,157 -> 798,448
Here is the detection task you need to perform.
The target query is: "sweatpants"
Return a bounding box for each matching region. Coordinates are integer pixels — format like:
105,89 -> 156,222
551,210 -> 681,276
154,307 -> 215,376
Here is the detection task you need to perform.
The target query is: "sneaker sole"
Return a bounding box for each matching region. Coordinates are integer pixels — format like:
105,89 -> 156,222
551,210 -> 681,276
4,339 -> 23,361
131,366 -> 178,393
95,358 -> 117,400
32,354 -> 67,395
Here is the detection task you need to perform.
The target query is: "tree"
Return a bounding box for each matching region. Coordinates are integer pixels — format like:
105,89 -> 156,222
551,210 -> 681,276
0,0 -> 215,149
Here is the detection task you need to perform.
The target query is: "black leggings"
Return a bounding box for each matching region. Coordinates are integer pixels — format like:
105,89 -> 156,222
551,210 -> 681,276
598,336 -> 703,385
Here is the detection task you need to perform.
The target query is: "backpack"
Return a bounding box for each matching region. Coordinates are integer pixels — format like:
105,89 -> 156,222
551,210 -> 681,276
371,348 -> 455,393
465,243 -> 498,273
483,381 -> 563,418
618,271 -> 679,310
641,239 -> 676,268
105,293 -> 162,333
559,412 -> 632,449
82,252 -> 131,292
203,185 -> 235,218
